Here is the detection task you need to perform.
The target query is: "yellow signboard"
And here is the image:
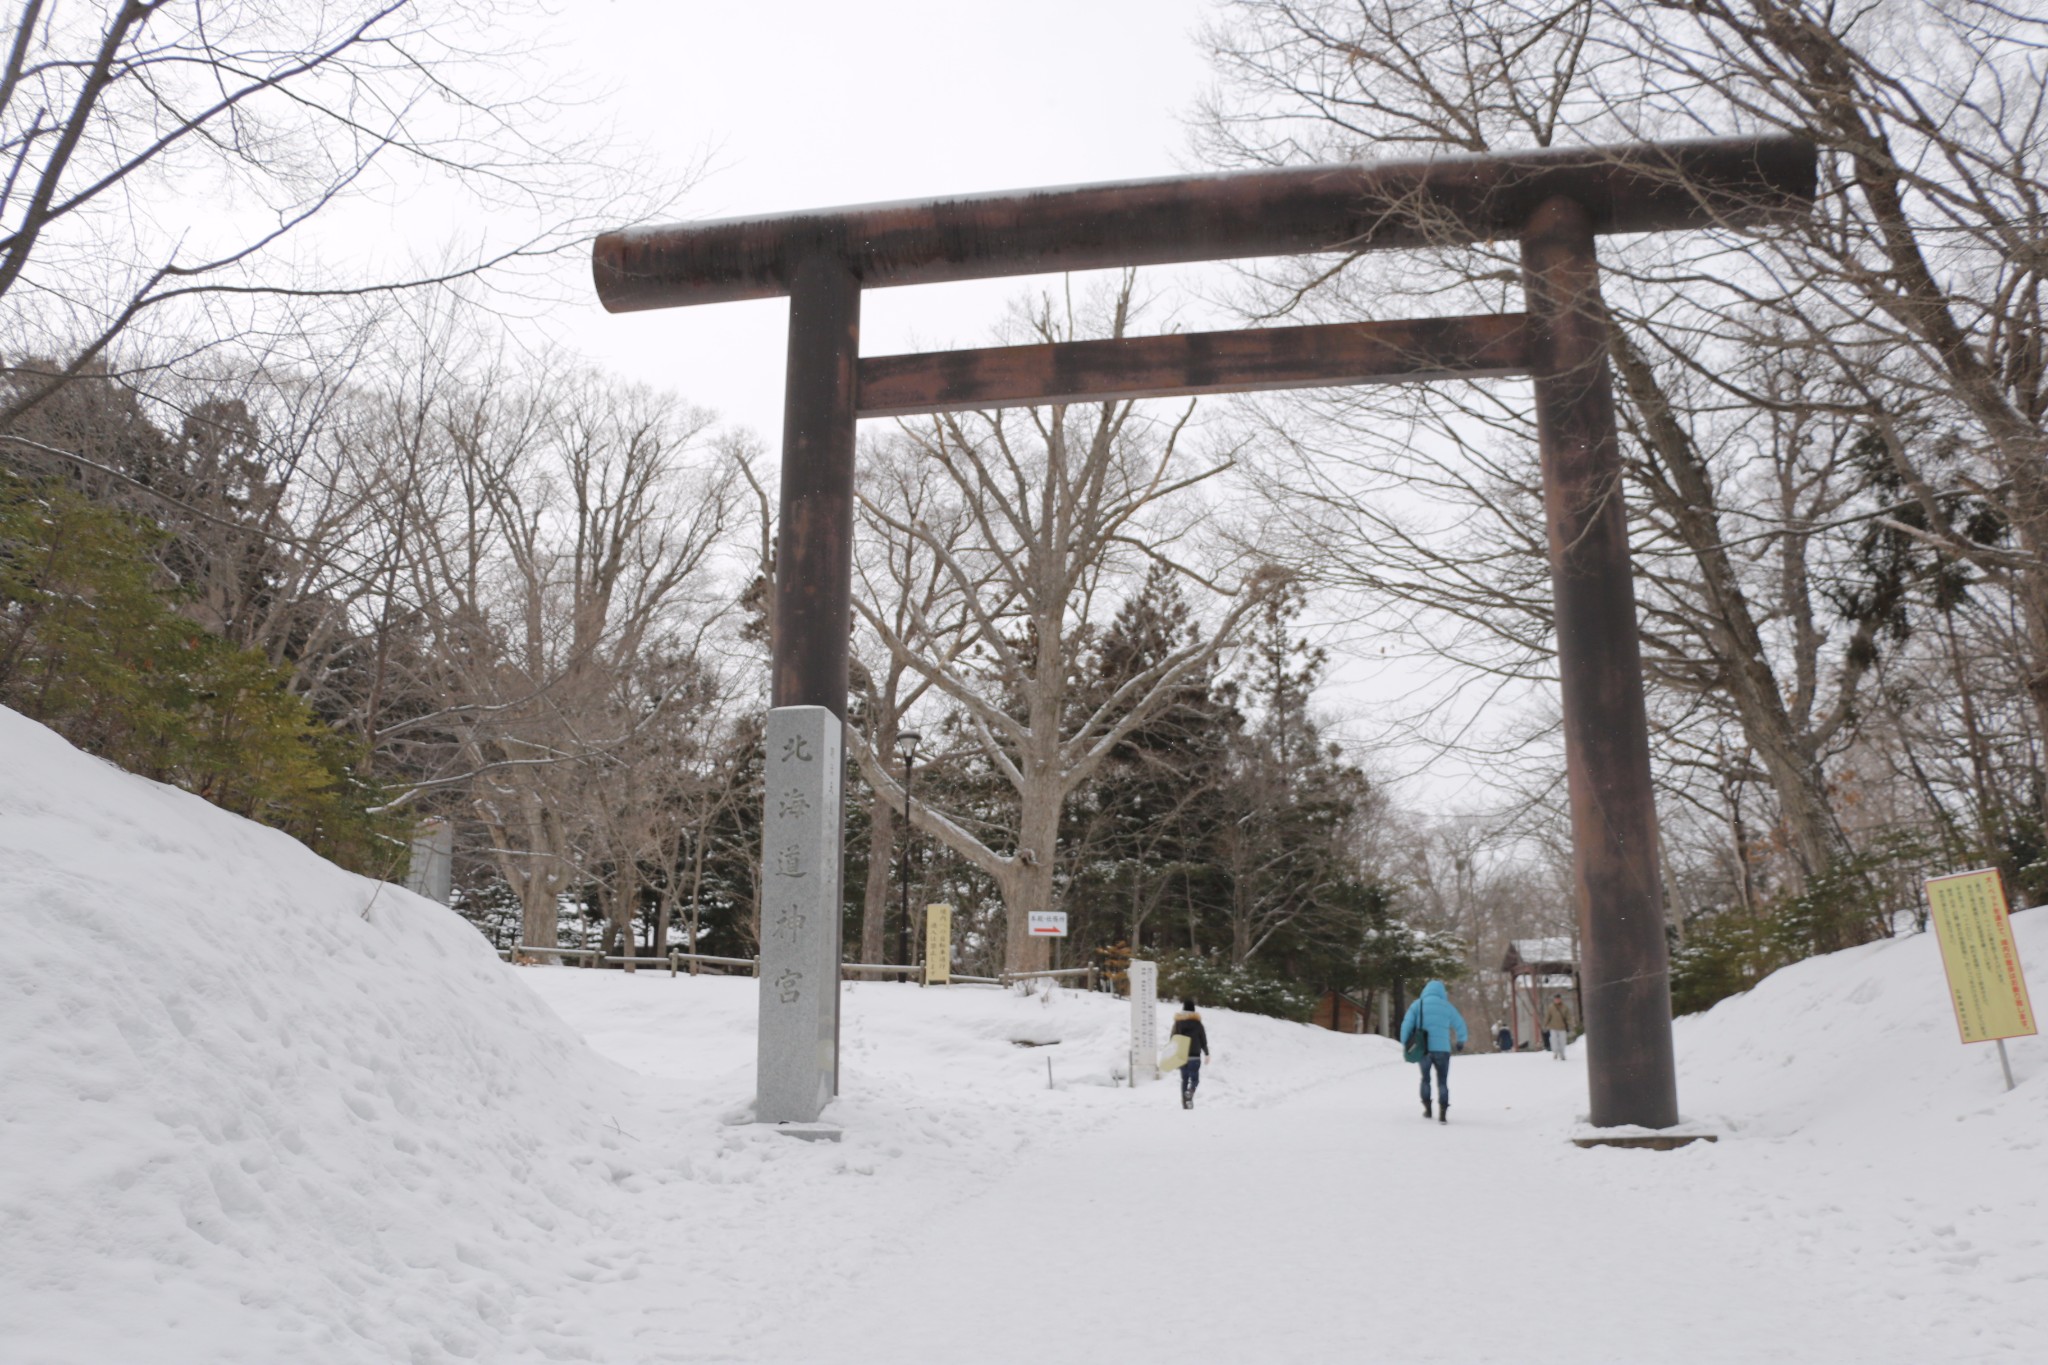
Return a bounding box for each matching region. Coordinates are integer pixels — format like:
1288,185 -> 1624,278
924,903 -> 952,985
1926,868 -> 2037,1044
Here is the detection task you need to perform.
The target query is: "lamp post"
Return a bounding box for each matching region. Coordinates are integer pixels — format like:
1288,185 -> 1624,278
894,729 -> 921,970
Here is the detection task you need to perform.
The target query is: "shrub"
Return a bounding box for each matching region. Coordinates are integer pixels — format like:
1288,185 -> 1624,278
1155,950 -> 1317,1022
0,473 -> 402,873
1668,912 -> 1784,1017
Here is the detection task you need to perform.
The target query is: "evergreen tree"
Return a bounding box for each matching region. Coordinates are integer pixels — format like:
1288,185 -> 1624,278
1210,580 -> 1363,965
0,471 -> 398,873
1064,563 -> 1241,957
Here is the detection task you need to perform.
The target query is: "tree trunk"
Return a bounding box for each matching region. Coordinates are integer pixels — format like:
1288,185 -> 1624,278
686,821 -> 710,971
1129,874 -> 1148,955
614,871 -> 638,971
1006,858 -> 1054,975
653,867 -> 675,959
518,877 -> 558,952
594,883 -> 616,962
1230,856 -> 1255,964
862,792 -> 894,965
1005,785 -> 1061,974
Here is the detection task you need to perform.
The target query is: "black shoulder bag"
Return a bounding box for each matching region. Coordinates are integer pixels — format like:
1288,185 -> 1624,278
1402,999 -> 1430,1064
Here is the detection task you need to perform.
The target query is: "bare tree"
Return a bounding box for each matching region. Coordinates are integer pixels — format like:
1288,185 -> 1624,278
851,284 -> 1280,973
660,706 -> 756,964
1196,0 -> 1984,901
849,437 -> 974,965
1606,0 -> 2048,845
0,0 -> 660,424
392,360 -> 736,949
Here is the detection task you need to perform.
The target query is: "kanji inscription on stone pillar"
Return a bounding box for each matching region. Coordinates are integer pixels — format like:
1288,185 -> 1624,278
1129,960 -> 1159,1086
756,705 -> 842,1123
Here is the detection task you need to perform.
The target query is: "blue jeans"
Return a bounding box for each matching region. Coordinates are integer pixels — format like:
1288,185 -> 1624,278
1181,1059 -> 1202,1099
1418,1051 -> 1450,1106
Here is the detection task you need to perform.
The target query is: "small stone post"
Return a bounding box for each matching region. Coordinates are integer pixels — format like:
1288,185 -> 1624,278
403,818 -> 454,905
1128,960 -> 1158,1086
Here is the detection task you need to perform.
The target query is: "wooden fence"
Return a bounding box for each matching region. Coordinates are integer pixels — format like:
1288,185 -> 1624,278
503,945 -> 1099,990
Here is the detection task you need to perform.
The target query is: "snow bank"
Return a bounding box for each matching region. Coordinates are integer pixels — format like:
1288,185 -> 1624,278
0,708 -> 645,1364
0,705 -> 1382,1363
1675,906 -> 2046,1141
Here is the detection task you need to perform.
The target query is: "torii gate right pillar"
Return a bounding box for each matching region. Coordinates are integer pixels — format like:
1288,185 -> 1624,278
1523,195 -> 1678,1128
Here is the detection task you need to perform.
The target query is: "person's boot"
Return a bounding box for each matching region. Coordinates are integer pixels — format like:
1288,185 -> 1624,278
1183,1092 -> 1192,1110
1439,1103 -> 1448,1124
1422,1097 -> 1433,1119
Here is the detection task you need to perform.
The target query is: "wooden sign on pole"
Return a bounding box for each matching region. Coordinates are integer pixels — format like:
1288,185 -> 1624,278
924,904 -> 952,985
1925,868 -> 2037,1090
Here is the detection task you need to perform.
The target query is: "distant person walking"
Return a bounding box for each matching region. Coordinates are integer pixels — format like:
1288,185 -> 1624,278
1494,1021 -> 1513,1053
1171,998 -> 1210,1110
1400,981 -> 1468,1123
1543,995 -> 1572,1061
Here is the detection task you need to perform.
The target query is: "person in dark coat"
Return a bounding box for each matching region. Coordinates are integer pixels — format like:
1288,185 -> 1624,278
1170,998 -> 1210,1109
1398,980 -> 1468,1123
1494,1021 -> 1513,1053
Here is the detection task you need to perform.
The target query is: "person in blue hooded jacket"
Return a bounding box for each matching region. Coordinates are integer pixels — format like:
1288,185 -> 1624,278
1399,980 -> 1469,1123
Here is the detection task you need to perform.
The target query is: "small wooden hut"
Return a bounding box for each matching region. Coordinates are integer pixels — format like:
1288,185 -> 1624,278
1500,938 -> 1580,1048
1312,989 -> 1374,1035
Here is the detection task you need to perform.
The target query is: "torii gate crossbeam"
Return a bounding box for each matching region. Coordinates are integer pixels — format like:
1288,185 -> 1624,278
591,136 -> 1817,1132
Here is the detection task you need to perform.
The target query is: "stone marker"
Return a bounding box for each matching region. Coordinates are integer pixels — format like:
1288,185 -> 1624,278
757,706 -> 843,1125
1129,959 -> 1158,1086
403,818 -> 453,905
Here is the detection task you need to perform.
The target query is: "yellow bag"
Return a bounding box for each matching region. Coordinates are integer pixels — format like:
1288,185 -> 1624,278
1159,1034 -> 1191,1072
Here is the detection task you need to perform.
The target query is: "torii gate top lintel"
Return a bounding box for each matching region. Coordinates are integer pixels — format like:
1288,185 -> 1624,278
592,135 -> 1815,312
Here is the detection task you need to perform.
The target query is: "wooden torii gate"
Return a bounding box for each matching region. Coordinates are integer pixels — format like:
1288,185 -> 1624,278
592,136 -> 1816,1131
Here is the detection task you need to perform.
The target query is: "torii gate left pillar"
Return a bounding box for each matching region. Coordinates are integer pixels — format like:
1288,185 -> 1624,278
772,254 -> 862,721
752,255 -> 860,1123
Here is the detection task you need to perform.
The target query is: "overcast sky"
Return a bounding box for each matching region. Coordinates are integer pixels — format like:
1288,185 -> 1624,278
545,0 -> 1218,448
486,0 -> 1534,807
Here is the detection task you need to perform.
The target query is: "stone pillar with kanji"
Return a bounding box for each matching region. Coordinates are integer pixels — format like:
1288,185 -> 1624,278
756,705 -> 843,1123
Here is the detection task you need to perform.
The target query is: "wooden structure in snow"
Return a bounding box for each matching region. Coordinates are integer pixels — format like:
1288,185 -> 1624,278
1312,989 -> 1374,1035
592,136 -> 1816,1131
1502,937 -> 1581,1049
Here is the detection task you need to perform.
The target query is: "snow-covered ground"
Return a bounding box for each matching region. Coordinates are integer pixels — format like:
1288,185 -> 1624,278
3,704 -> 2045,1362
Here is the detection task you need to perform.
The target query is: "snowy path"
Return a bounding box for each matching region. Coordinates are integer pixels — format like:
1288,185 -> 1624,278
11,708 -> 2042,1364
527,973 -> 2046,1365
750,1057 -> 2011,1363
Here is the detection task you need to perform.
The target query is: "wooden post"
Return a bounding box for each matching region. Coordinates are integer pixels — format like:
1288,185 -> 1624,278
768,253 -> 860,1103
771,253 -> 861,720
1523,195 -> 1680,1130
